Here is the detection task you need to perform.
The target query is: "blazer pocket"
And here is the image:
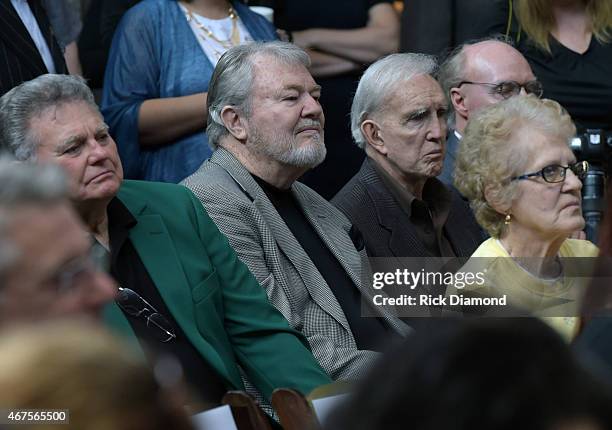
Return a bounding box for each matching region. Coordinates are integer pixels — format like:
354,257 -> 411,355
192,269 -> 221,304
192,269 -> 226,343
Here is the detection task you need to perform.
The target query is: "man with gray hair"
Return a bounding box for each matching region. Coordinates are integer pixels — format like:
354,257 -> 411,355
437,38 -> 540,184
0,73 -> 331,408
333,53 -> 484,259
183,41 -> 411,381
0,159 -> 116,325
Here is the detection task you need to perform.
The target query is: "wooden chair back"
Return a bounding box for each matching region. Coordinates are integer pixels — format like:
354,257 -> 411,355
271,388 -> 321,430
222,391 -> 274,430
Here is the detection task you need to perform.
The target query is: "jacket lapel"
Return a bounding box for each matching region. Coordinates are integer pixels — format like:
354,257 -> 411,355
293,185 -> 361,290
259,190 -> 352,333
31,0 -> 66,73
116,189 -> 238,388
295,185 -> 411,335
0,0 -> 47,76
210,150 -> 352,333
360,161 -> 429,258
211,150 -> 410,336
387,213 -> 429,258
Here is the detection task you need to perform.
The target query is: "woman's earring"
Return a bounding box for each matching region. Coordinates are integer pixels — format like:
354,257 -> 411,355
504,214 -> 512,225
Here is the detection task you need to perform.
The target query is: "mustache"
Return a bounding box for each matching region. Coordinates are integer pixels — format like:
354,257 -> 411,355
294,119 -> 323,133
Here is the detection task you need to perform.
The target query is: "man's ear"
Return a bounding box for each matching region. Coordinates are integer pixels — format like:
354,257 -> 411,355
450,87 -> 469,121
220,106 -> 247,141
361,120 -> 387,156
484,184 -> 512,214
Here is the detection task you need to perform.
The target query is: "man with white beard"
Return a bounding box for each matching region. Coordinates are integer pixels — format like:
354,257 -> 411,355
183,42 -> 410,383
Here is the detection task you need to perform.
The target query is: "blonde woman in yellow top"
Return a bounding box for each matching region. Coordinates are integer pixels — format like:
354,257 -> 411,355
452,95 -> 598,340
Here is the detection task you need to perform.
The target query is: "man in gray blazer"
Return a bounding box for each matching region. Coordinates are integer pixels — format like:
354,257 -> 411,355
333,53 -> 485,260
183,42 -> 410,382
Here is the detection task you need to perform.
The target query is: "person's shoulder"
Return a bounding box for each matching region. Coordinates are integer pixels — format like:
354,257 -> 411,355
182,160 -> 248,201
457,239 -> 507,292
130,0 -> 171,12
332,162 -> 374,208
332,174 -> 363,204
120,179 -> 193,203
119,181 -> 206,230
446,183 -> 481,228
447,182 -> 466,203
233,1 -> 275,30
183,160 -> 229,185
121,178 -> 183,191
560,239 -> 599,257
122,0 -> 174,23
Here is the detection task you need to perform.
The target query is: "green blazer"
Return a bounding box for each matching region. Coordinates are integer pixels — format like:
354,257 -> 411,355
103,180 -> 331,399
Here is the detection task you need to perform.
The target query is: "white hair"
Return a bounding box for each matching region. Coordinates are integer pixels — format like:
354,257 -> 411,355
351,53 -> 438,149
206,41 -> 311,149
0,74 -> 98,161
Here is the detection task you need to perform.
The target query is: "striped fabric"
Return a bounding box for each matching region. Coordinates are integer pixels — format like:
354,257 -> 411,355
0,0 -> 66,96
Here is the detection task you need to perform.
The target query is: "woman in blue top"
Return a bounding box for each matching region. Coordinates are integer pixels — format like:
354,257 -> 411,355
102,0 -> 277,183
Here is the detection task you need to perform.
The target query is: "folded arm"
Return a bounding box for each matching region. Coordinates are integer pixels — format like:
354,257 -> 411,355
138,93 -> 207,148
292,3 -> 400,65
102,4 -> 208,154
305,49 -> 361,78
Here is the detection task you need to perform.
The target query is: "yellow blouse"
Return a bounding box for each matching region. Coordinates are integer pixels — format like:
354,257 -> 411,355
456,238 -> 598,341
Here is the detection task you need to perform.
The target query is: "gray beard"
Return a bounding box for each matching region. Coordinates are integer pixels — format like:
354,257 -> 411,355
249,126 -> 327,169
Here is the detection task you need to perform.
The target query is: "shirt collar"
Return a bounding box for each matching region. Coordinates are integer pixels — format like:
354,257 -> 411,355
369,158 -> 452,222
107,197 -> 137,267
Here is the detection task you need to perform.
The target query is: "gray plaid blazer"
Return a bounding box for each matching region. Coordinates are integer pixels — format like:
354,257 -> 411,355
182,148 -> 411,381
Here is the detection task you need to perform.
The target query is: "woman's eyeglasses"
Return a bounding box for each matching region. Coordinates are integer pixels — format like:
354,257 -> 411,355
115,287 -> 177,343
458,80 -> 544,99
512,161 -> 589,183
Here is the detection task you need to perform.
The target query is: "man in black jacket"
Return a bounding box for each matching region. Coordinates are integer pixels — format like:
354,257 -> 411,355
333,53 -> 485,260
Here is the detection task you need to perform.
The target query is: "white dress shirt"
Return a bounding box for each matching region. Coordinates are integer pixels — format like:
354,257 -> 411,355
10,0 -> 56,73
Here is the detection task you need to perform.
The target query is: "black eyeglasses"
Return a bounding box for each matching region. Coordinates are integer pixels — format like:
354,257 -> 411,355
512,161 -> 589,183
116,287 -> 176,343
458,80 -> 544,99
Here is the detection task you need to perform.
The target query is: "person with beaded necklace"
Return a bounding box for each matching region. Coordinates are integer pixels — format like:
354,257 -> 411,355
101,0 -> 277,183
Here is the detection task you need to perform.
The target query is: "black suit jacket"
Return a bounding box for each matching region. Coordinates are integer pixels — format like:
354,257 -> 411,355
439,129 -> 460,185
332,159 -> 486,258
0,0 -> 66,96
400,0 -> 511,57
